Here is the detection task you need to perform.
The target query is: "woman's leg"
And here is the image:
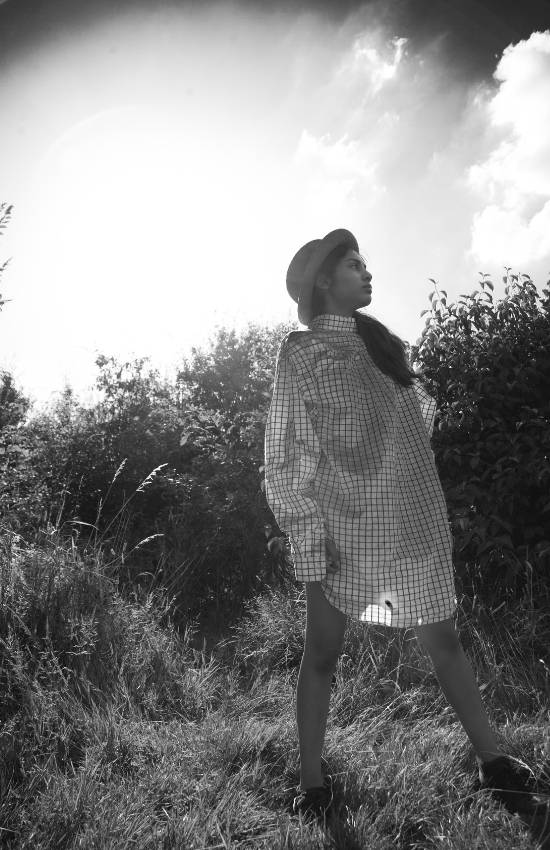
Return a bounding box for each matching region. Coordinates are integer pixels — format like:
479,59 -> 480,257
296,582 -> 347,790
414,617 -> 503,763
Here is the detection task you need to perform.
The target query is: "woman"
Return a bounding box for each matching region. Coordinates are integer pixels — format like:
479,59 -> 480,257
264,228 -> 538,823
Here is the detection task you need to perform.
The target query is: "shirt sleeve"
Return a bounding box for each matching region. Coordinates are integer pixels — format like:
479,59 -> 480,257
413,378 -> 437,440
264,335 -> 328,582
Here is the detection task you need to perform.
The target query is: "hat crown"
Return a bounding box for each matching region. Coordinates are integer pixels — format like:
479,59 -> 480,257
286,239 -> 322,301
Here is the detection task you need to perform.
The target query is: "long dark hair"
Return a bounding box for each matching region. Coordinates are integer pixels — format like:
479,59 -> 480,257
310,243 -> 420,389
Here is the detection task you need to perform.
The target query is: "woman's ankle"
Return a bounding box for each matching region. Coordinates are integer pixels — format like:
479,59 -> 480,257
475,746 -> 504,765
299,770 -> 324,790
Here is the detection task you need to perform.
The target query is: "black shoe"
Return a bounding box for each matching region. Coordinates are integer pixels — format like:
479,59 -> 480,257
478,754 -> 541,815
292,774 -> 334,823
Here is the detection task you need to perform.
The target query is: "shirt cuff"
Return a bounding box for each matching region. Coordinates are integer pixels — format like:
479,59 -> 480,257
289,533 -> 327,582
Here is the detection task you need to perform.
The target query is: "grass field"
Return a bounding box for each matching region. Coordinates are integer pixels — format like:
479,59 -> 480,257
0,527 -> 549,848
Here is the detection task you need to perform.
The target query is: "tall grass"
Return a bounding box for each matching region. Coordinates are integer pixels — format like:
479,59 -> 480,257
0,471 -> 549,848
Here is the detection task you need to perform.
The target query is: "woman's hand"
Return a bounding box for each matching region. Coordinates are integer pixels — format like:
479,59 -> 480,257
325,538 -> 341,575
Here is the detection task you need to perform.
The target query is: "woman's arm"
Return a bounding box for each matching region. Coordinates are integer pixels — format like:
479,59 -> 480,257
264,334 -> 329,582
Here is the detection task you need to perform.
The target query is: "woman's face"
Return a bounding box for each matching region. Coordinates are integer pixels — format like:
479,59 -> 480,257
316,248 -> 373,315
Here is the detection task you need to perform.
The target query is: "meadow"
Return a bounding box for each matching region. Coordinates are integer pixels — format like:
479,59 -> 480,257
0,504 -> 549,849
1,262 -> 549,846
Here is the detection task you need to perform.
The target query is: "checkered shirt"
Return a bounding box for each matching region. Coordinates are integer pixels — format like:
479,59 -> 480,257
264,313 -> 458,628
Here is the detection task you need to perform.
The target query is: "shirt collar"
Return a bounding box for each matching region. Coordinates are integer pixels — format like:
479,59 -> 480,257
309,313 -> 359,334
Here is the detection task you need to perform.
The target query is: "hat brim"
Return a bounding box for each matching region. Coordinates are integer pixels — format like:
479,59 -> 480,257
296,228 -> 359,325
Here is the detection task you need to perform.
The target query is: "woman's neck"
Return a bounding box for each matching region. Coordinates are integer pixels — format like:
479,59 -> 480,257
319,302 -> 355,318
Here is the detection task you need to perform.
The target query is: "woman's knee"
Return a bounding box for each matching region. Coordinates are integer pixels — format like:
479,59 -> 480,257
413,617 -> 461,660
303,582 -> 347,672
302,642 -> 341,675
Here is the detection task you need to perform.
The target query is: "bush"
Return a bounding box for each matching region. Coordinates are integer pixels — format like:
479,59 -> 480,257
409,270 -> 550,606
2,323 -> 295,628
3,263 -> 549,626
0,526 -> 222,726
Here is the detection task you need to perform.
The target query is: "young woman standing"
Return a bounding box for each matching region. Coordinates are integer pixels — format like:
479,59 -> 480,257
264,228 -> 539,823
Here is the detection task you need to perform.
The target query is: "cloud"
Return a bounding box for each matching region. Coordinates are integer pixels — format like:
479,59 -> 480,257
292,129 -> 384,214
334,33 -> 408,95
285,27 -> 415,222
466,30 -> 550,265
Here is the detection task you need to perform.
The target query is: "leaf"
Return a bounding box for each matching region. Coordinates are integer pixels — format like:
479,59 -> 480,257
67,522 -> 100,538
458,529 -> 475,552
476,539 -> 495,555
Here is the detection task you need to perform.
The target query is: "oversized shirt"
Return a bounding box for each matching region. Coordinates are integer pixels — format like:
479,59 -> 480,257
264,313 -> 458,628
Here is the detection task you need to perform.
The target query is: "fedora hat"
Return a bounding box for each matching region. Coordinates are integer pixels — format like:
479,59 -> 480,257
286,228 -> 359,325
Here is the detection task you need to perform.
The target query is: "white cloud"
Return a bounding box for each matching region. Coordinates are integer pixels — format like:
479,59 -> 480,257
470,201 -> 550,266
335,34 -> 408,95
5,1 -> 549,408
466,30 -> 550,265
293,129 -> 383,205
286,28 -> 413,219
289,128 -> 388,236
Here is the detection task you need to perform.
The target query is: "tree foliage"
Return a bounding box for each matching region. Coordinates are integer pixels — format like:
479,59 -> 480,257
2,259 -> 549,626
1,323 -> 295,628
410,270 -> 550,605
0,201 -> 13,313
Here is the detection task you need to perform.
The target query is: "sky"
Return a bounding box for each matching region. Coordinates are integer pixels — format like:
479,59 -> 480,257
0,0 -> 549,414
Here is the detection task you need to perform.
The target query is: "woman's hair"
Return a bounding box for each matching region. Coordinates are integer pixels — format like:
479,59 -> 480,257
311,242 -> 420,389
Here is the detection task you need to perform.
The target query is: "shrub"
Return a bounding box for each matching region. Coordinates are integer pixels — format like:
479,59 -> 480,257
2,323 -> 295,627
409,270 -> 550,606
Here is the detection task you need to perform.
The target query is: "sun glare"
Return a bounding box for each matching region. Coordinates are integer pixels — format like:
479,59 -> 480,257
16,103 -> 291,367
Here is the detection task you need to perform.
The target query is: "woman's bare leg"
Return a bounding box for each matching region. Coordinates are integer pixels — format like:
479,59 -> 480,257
296,582 -> 347,789
414,618 -> 503,762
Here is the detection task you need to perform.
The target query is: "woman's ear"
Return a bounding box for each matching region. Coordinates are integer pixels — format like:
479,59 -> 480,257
315,273 -> 331,293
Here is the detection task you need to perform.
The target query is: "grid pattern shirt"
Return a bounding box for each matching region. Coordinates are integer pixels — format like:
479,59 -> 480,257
264,313 -> 457,628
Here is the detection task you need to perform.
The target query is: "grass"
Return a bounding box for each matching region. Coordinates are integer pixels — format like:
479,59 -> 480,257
1,522 -> 550,848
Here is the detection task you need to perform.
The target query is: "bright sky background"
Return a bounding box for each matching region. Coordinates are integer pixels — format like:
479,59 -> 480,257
1,0 -> 549,414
